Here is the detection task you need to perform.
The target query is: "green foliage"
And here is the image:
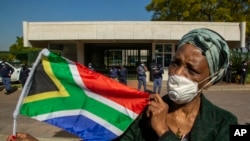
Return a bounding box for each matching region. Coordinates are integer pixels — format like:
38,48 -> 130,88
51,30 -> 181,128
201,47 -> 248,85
0,52 -> 15,62
146,0 -> 250,39
230,49 -> 250,83
3,36 -> 42,66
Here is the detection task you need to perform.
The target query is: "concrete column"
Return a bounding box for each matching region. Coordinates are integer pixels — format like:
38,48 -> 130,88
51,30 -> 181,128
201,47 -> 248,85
240,22 -> 246,48
152,43 -> 155,59
23,21 -> 31,47
76,41 -> 84,64
146,71 -> 150,82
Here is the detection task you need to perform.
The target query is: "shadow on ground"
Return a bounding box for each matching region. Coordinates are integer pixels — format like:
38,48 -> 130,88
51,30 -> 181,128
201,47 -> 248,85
145,89 -> 155,94
53,130 -> 82,139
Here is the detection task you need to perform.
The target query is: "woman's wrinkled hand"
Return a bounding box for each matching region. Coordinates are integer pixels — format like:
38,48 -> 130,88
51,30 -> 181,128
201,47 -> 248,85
146,94 -> 169,136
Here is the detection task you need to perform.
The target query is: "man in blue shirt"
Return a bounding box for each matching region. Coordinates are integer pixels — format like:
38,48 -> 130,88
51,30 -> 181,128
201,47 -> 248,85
118,65 -> 128,85
19,64 -> 30,87
109,65 -> 118,80
137,62 -> 148,92
153,64 -> 164,94
88,63 -> 95,71
0,61 -> 14,94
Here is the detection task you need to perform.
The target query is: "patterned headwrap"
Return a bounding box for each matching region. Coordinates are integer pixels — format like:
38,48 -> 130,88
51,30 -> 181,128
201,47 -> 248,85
178,28 -> 230,85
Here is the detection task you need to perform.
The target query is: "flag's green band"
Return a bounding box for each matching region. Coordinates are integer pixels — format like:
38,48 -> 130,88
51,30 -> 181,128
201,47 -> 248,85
21,53 -> 133,131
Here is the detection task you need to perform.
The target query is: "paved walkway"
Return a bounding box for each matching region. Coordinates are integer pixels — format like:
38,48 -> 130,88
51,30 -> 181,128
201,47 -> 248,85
0,81 -> 249,141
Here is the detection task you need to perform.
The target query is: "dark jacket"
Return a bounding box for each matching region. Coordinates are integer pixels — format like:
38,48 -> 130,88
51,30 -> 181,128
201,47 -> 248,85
115,94 -> 238,141
19,67 -> 30,80
119,67 -> 128,78
0,64 -> 14,78
153,66 -> 164,79
241,63 -> 247,75
110,67 -> 118,78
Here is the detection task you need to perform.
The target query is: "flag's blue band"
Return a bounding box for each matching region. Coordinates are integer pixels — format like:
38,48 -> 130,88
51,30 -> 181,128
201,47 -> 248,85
45,115 -> 118,141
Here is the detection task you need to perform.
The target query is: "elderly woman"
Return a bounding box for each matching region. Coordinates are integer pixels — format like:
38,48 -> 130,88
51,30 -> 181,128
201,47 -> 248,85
115,28 -> 238,141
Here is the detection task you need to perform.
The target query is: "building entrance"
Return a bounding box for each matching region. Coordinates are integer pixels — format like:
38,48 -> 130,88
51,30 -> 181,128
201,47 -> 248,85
84,43 -> 152,79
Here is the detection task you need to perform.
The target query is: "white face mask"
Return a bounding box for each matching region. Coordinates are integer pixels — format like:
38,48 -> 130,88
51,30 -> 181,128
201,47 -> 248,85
167,74 -> 218,104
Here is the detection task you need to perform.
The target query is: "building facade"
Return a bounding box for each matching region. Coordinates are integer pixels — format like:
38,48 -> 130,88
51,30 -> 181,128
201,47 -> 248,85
23,21 -> 246,80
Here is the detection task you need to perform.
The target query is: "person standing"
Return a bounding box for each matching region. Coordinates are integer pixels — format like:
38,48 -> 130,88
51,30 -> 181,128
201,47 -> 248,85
0,62 -> 4,91
240,61 -> 248,85
109,65 -> 118,80
226,61 -> 233,83
118,65 -> 128,85
88,63 -> 95,71
137,62 -> 148,92
0,61 -> 14,94
19,64 -> 30,87
150,59 -> 157,81
153,64 -> 164,94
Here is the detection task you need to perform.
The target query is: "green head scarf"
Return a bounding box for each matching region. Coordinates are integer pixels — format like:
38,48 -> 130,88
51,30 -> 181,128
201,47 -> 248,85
178,28 -> 230,85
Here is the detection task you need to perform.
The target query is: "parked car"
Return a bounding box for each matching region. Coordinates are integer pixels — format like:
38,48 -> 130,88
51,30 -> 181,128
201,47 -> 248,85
0,61 -> 22,83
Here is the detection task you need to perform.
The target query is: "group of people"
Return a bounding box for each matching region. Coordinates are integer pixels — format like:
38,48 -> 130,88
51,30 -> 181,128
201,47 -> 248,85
109,65 -> 128,85
88,62 -> 128,85
137,60 -> 164,94
8,28 -> 240,141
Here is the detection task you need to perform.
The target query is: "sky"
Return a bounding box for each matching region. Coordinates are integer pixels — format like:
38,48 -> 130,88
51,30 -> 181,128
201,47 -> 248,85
0,0 -> 152,51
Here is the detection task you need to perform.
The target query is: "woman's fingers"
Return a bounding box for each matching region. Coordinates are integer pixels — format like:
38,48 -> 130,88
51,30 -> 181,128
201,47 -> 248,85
6,133 -> 38,141
147,94 -> 165,104
147,94 -> 168,117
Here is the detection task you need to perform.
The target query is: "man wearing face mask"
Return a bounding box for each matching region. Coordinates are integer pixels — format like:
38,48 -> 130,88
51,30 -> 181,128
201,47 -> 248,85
116,28 -> 238,141
137,61 -> 148,92
88,63 -> 95,71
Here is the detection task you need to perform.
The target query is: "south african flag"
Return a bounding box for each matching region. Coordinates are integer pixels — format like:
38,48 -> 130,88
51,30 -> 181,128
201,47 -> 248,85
13,49 -> 149,141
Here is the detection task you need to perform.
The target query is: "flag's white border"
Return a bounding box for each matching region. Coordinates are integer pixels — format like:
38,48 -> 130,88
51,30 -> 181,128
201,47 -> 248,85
32,109 -> 123,136
12,48 -> 50,135
69,64 -> 138,119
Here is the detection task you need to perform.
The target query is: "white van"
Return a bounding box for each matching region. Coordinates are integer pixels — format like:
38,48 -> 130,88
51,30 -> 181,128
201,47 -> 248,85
0,61 -> 22,83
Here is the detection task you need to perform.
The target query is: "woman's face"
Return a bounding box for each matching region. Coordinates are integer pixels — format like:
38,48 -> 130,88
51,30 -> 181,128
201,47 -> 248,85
169,44 -> 210,89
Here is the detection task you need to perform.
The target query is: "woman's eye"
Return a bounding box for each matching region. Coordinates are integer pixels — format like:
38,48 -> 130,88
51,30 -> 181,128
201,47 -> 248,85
187,66 -> 199,75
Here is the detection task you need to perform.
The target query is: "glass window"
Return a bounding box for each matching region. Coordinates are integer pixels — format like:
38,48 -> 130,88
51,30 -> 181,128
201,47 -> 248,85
164,44 -> 172,52
156,54 -> 163,65
164,53 -> 172,66
104,49 -> 122,66
155,44 -> 173,67
155,44 -> 163,53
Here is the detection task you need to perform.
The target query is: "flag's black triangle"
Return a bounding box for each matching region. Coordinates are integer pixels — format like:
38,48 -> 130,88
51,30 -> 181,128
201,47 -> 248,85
28,61 -> 58,96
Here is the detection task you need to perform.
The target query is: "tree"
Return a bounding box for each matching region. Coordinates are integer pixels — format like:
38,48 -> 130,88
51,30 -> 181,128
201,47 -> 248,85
146,0 -> 250,37
9,36 -> 41,65
146,0 -> 250,83
0,52 -> 15,62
